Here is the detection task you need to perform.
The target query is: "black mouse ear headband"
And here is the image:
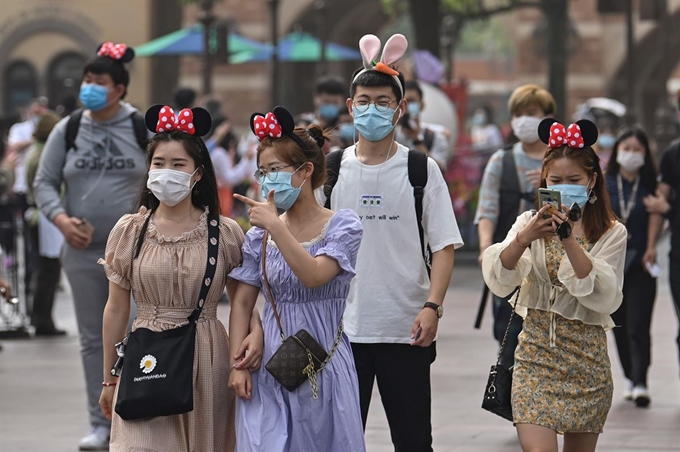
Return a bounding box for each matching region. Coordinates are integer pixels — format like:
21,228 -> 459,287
96,42 -> 135,63
144,104 -> 212,137
250,105 -> 309,151
538,118 -> 598,150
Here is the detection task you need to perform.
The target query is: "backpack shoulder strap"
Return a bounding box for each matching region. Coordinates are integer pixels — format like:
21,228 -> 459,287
423,128 -> 435,151
407,150 -> 430,275
323,148 -> 345,209
131,111 -> 149,151
65,108 -> 85,152
500,144 -> 520,192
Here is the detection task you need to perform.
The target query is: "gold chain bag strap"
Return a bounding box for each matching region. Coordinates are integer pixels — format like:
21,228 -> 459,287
481,285 -> 520,422
261,230 -> 343,399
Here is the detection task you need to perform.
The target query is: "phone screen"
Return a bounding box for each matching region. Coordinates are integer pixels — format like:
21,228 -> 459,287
538,189 -> 561,219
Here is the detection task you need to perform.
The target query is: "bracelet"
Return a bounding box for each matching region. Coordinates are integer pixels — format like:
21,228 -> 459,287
102,381 -> 117,387
515,233 -> 529,248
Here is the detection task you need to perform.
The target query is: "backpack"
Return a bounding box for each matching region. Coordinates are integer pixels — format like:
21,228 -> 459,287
323,148 -> 432,276
64,108 -> 148,152
493,144 -> 536,243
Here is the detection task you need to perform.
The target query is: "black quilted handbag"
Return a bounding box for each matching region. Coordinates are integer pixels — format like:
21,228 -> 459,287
260,231 -> 342,399
481,286 -> 520,422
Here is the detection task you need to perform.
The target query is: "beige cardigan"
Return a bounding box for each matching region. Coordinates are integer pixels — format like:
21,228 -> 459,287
482,211 -> 626,331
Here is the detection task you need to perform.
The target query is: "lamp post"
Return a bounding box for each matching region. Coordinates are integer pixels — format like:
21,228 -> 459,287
624,0 -> 636,126
269,0 -> 280,107
441,14 -> 455,84
199,0 -> 215,95
315,0 -> 327,76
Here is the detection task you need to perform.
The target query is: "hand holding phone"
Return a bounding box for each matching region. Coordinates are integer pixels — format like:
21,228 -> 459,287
645,261 -> 661,278
79,218 -> 95,238
538,188 -> 562,219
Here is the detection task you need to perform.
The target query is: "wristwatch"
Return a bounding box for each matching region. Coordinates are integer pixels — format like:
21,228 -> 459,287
423,302 -> 443,319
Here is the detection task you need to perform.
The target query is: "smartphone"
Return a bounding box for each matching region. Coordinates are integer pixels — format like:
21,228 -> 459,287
414,326 -> 422,342
80,218 -> 95,236
645,261 -> 661,278
538,188 -> 562,219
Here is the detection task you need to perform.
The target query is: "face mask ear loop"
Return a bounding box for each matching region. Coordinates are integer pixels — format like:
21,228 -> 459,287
189,167 -> 201,191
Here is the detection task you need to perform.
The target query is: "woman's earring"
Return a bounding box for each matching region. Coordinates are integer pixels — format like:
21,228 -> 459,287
588,189 -> 597,204
193,188 -> 199,196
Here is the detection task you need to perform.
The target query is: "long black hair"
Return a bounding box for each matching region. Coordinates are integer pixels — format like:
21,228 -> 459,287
606,127 -> 657,194
137,130 -> 221,216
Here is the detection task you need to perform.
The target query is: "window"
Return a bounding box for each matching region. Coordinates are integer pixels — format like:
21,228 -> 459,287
4,60 -> 38,115
48,52 -> 86,113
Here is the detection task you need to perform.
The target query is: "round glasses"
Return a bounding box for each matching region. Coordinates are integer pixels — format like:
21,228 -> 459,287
253,164 -> 294,183
352,100 -> 396,113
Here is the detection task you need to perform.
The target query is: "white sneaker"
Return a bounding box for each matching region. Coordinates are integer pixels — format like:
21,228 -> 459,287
623,380 -> 634,401
633,385 -> 651,408
79,425 -> 110,451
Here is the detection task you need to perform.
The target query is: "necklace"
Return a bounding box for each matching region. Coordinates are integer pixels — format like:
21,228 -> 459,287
285,210 -> 323,239
155,209 -> 196,224
617,172 -> 640,225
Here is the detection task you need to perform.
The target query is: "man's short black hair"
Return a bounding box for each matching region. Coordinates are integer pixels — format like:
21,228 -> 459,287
315,75 -> 346,96
174,87 -> 197,110
350,68 -> 406,102
82,57 -> 131,99
404,80 -> 423,100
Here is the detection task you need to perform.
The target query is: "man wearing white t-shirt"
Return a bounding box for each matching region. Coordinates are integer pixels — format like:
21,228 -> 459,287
322,66 -> 463,451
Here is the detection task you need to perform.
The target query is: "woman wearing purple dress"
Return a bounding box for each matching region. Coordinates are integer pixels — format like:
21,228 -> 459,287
228,106 -> 365,452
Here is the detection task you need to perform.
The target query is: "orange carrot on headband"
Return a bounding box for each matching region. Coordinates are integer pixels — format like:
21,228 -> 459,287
374,62 -> 399,76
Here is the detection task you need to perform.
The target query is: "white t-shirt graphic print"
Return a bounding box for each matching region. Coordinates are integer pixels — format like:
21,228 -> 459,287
328,143 -> 463,343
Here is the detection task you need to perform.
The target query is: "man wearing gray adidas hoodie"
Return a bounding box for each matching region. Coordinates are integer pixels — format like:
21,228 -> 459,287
34,44 -> 147,451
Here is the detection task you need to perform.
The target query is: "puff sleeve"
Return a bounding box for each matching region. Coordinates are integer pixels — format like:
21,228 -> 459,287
219,217 -> 245,282
97,214 -> 139,290
228,226 -> 265,288
557,222 -> 626,315
482,212 -> 534,298
314,209 -> 363,281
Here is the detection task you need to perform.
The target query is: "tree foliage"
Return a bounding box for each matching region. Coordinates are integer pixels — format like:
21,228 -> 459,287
381,0 -> 539,19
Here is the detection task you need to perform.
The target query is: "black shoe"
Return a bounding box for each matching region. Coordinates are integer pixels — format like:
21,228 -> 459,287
34,327 -> 67,337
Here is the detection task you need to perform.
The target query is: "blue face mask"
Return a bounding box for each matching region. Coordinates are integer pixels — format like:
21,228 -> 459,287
407,102 -> 421,117
260,165 -> 307,210
79,83 -> 110,112
319,104 -> 340,121
352,105 -> 399,142
339,123 -> 355,142
598,134 -> 616,149
547,183 -> 590,209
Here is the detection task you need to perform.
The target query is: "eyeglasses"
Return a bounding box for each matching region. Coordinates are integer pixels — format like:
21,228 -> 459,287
352,99 -> 397,113
254,165 -> 294,183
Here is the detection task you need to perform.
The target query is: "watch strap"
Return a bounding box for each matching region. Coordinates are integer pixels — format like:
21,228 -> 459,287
423,302 -> 442,318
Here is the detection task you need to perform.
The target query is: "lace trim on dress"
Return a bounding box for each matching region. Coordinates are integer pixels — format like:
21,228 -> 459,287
141,206 -> 210,243
267,219 -> 332,249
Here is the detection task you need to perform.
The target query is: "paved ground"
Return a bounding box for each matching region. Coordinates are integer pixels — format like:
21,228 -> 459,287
2,237 -> 680,451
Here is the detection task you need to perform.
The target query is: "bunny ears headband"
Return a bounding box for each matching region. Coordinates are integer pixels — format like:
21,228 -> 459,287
250,106 -> 323,151
96,42 -> 135,63
353,34 -> 408,96
538,118 -> 599,150
145,104 -> 212,137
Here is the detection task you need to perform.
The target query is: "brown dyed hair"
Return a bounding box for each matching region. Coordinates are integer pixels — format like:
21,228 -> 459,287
257,124 -> 330,189
539,145 -> 616,243
508,84 -> 556,116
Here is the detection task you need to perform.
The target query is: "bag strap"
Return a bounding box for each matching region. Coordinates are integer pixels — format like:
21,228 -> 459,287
188,214 -> 220,322
323,148 -> 345,209
407,150 -> 430,277
494,285 -> 521,367
65,108 -> 85,151
261,230 -> 286,341
131,110 -> 149,151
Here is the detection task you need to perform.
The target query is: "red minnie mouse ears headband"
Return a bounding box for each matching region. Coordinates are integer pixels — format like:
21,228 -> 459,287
250,105 -> 313,152
96,42 -> 135,63
538,118 -> 598,150
144,104 -> 212,137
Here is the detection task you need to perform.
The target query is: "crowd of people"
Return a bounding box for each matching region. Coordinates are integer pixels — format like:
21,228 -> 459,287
0,30 -> 679,452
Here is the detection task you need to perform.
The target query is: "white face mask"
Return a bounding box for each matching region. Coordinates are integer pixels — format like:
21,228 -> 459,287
147,169 -> 198,207
511,116 -> 542,144
616,150 -> 645,172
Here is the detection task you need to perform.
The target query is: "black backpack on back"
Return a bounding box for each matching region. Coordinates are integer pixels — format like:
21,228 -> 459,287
64,108 -> 148,152
323,148 -> 432,276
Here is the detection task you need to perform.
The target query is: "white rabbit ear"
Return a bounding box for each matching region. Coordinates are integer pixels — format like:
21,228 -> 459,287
380,34 -> 408,66
359,34 -> 381,69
